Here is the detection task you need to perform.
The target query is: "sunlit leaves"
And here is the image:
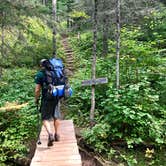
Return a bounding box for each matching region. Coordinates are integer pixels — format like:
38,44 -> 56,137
0,68 -> 37,163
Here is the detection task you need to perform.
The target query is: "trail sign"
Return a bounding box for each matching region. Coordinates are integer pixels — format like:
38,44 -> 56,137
82,77 -> 108,86
82,76 -> 108,126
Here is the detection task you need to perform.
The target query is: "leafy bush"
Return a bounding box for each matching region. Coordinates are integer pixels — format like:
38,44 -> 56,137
103,82 -> 165,146
0,17 -> 64,68
67,26 -> 166,164
138,8 -> 166,49
0,68 -> 38,163
82,122 -> 110,153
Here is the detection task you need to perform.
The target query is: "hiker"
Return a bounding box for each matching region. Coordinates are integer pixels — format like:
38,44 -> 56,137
34,59 -> 61,146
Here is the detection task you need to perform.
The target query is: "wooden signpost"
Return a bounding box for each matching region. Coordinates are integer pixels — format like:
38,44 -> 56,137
80,0 -> 108,126
81,77 -> 108,126
82,77 -> 108,86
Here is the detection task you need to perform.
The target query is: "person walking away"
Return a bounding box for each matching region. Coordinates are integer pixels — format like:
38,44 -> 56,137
35,59 -> 60,146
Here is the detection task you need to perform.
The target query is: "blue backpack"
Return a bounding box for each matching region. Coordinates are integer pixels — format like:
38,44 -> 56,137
43,58 -> 72,98
49,58 -> 64,79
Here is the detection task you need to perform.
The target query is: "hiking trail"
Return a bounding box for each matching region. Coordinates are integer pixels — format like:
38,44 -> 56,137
30,120 -> 82,166
62,36 -> 75,77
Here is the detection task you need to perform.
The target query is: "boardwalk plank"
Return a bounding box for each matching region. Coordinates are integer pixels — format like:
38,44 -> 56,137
30,120 -> 82,166
31,160 -> 82,166
33,155 -> 81,162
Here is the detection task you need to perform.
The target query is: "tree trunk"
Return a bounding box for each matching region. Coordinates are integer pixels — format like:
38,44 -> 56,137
102,0 -> 109,56
52,0 -> 57,58
42,0 -> 47,5
1,11 -> 5,59
102,16 -> 109,56
67,3 -> 70,29
57,1 -> 59,22
116,0 -> 120,89
67,17 -> 70,29
67,2 -> 72,29
90,0 -> 98,126
1,24 -> 5,58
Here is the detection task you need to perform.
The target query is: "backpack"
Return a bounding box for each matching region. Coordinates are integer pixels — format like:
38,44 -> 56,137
43,58 -> 72,98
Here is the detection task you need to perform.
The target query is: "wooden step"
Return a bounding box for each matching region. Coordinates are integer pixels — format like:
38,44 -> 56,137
66,64 -> 74,68
66,64 -> 74,67
67,58 -> 74,64
65,50 -> 73,54
63,44 -> 69,47
66,57 -> 74,60
67,58 -> 74,61
66,55 -> 74,58
66,67 -> 74,71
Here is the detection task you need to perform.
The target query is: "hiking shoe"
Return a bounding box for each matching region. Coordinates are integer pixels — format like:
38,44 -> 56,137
48,134 -> 54,146
54,133 -> 60,142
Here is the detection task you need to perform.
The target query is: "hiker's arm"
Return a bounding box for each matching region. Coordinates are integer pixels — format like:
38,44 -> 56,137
35,84 -> 41,104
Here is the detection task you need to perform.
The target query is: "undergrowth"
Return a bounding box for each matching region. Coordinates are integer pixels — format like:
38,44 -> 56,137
0,68 -> 38,164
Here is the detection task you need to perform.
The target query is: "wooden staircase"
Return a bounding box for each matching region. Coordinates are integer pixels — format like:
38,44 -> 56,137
30,120 -> 82,166
62,37 -> 75,77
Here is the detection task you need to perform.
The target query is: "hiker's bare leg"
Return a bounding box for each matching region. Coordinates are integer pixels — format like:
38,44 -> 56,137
43,120 -> 52,135
54,118 -> 60,141
54,118 -> 60,134
43,120 -> 54,146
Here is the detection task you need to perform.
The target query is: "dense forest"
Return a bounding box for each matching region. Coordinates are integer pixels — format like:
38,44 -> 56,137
0,0 -> 165,165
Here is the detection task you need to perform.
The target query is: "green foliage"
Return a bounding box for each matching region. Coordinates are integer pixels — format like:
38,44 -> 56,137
66,68 -> 91,126
67,21 -> 166,164
103,82 -> 165,146
0,16 -> 65,67
0,0 -> 65,68
0,68 -> 38,164
0,1 -> 165,165
82,122 -> 110,153
70,10 -> 90,19
69,32 -> 103,60
0,68 -> 35,105
138,8 -> 166,49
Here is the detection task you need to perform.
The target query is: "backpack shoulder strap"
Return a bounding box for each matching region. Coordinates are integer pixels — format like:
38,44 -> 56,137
44,69 -> 58,85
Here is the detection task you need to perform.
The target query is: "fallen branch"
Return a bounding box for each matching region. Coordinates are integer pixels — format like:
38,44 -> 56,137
0,102 -> 28,111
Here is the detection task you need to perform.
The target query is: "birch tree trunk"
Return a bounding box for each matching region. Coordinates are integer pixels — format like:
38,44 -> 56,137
42,0 -> 48,5
1,25 -> 5,58
90,0 -> 98,126
42,0 -> 45,5
52,0 -> 57,58
67,2 -> 70,29
1,11 -> 5,58
66,1 -> 74,29
116,0 -> 120,89
102,0 -> 109,56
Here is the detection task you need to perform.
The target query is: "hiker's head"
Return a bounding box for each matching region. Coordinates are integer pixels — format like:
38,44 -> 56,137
40,59 -> 52,70
40,59 -> 47,67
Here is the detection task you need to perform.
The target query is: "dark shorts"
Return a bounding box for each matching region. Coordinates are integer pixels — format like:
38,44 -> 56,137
40,98 -> 61,120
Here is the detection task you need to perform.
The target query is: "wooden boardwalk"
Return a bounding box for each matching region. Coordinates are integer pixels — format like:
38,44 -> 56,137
30,120 -> 82,166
